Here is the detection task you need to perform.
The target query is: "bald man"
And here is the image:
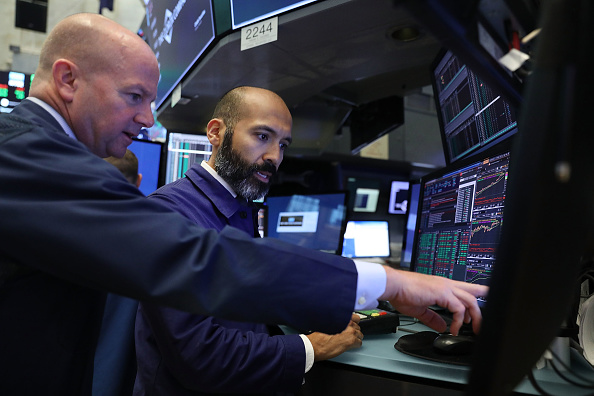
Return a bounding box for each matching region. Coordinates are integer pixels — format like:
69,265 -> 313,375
0,13 -> 487,395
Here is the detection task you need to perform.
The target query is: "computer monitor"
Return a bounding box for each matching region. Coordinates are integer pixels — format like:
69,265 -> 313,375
165,132 -> 212,184
0,70 -> 32,114
341,220 -> 390,259
264,192 -> 348,255
388,180 -> 410,215
400,182 -> 421,268
128,139 -> 164,196
431,49 -> 518,164
410,139 -> 512,296
144,0 -> 215,109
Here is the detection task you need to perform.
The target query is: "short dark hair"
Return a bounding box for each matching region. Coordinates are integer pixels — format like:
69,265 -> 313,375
211,86 -> 250,133
104,149 -> 139,185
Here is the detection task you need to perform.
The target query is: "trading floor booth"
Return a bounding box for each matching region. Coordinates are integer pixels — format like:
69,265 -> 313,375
137,0 -> 594,394
298,1 -> 594,394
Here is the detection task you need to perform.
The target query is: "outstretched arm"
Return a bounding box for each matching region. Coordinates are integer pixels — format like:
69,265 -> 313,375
380,266 -> 488,335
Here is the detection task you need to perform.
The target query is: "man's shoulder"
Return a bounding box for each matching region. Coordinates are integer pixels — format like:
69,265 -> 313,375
0,113 -> 36,145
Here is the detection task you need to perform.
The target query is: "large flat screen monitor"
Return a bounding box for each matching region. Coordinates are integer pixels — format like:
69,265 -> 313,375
341,220 -> 390,259
128,139 -> 164,196
431,49 -> 518,164
231,0 -> 318,29
264,192 -> 348,255
165,132 -> 212,184
144,0 -> 215,109
410,139 -> 512,300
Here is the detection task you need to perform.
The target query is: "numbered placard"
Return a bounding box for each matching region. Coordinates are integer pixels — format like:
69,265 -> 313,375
240,17 -> 278,51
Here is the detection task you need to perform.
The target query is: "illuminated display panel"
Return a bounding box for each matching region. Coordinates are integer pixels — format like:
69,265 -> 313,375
265,192 -> 348,255
0,71 -> 33,113
431,49 -> 518,164
165,132 -> 212,184
144,0 -> 215,109
410,139 -> 512,303
342,221 -> 390,258
231,0 -> 317,29
128,139 -> 164,196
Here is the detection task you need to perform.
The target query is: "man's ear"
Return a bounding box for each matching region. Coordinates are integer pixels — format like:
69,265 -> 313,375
52,59 -> 78,102
206,118 -> 225,148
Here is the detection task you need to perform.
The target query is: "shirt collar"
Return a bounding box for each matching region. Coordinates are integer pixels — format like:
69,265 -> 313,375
200,160 -> 238,199
26,97 -> 77,140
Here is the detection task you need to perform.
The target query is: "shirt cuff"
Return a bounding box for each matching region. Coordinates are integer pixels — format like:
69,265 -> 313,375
353,260 -> 386,310
299,334 -> 315,373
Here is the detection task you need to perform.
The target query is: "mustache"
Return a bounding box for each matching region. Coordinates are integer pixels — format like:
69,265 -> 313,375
251,162 -> 277,176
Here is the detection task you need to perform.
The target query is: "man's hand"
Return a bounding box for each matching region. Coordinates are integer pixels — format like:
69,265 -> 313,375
306,314 -> 363,361
380,266 -> 488,336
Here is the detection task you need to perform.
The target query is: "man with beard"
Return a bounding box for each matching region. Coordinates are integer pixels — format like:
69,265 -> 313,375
134,86 -> 364,395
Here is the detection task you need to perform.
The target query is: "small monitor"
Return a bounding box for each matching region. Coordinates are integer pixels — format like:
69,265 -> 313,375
264,192 -> 348,255
165,132 -> 212,184
0,70 -> 33,113
353,188 -> 379,213
431,49 -> 518,164
400,182 -> 421,268
410,139 -> 512,291
388,181 -> 410,215
128,139 -> 164,196
342,220 -> 390,259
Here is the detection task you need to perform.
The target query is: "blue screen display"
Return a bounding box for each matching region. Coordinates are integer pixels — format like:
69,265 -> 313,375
128,139 -> 163,196
265,192 -> 347,255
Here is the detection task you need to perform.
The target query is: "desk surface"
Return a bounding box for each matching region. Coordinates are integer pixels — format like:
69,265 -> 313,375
285,318 -> 594,395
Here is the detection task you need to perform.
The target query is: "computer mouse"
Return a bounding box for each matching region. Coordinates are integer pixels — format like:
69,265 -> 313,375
432,333 -> 476,355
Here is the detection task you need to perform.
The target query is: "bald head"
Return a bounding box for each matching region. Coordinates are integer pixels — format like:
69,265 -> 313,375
28,13 -> 160,158
33,13 -> 157,89
211,86 -> 291,134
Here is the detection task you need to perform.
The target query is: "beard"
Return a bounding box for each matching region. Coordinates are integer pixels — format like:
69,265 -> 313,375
214,131 -> 276,201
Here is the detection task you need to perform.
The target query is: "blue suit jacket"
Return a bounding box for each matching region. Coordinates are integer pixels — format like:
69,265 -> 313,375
135,164 -> 305,395
0,101 -> 357,395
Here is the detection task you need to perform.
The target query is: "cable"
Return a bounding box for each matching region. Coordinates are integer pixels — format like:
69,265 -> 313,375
527,370 -> 555,396
550,361 -> 594,388
528,366 -> 594,396
547,347 -> 594,387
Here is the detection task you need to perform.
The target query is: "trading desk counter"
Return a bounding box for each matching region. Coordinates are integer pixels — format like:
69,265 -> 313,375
284,320 -> 594,396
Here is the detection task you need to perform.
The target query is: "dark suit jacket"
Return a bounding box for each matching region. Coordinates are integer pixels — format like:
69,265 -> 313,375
135,164 -> 305,395
0,100 -> 358,395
